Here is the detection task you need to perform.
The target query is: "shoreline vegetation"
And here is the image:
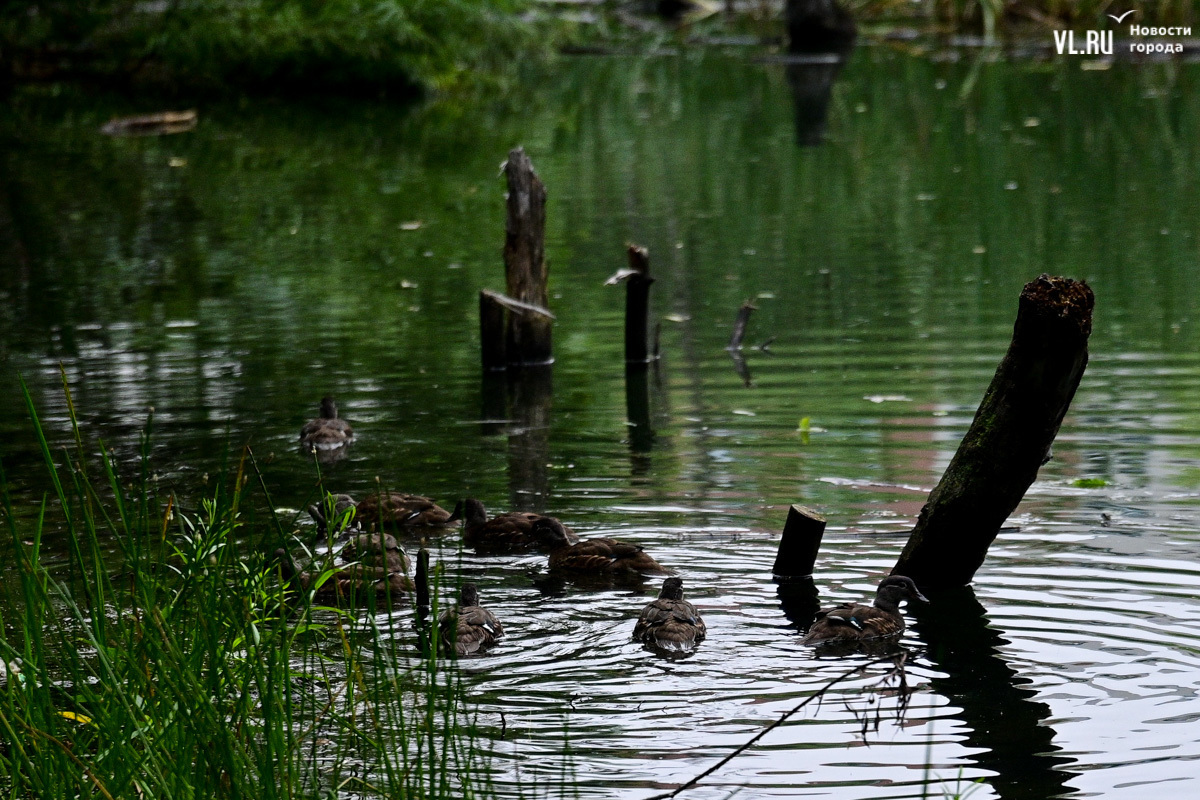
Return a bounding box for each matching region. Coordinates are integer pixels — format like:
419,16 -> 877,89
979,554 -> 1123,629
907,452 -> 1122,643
1,1 -> 1196,97
0,381 -> 491,798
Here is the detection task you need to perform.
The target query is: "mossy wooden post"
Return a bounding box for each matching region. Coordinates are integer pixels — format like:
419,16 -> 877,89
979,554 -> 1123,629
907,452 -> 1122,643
624,244 -> 655,364
504,147 -> 552,365
892,275 -> 1094,588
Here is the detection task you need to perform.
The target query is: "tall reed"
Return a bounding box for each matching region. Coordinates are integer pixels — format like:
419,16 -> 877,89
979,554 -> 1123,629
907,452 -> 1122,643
0,379 -> 490,799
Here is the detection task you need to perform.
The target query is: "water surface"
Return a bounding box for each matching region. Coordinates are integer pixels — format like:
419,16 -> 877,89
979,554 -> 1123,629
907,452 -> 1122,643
2,47 -> 1200,799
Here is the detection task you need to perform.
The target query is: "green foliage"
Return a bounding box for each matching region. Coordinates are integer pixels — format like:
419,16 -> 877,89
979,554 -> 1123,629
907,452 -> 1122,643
1,0 -> 543,94
0,379 -> 486,798
848,0 -> 1196,31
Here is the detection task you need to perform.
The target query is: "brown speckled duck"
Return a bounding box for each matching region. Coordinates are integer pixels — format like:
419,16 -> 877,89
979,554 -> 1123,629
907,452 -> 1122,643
438,583 -> 504,657
273,548 -> 412,604
800,576 -> 928,644
633,577 -> 706,650
340,531 -> 410,574
300,396 -> 354,449
355,493 -> 462,530
463,498 -> 578,551
533,518 -> 671,575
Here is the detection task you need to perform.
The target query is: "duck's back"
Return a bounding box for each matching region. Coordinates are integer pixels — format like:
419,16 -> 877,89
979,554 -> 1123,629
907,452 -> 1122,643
801,602 -> 905,643
440,606 -> 504,656
634,598 -> 706,647
550,538 -> 669,574
357,492 -> 453,528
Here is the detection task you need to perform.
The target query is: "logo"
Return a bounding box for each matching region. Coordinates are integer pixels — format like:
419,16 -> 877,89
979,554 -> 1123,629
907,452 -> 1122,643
1054,11 -> 1189,56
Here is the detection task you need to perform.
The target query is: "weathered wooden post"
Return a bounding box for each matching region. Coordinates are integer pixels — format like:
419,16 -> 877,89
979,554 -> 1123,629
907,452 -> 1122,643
503,147 -> 552,366
773,505 -> 826,579
893,275 -> 1094,588
479,290 -> 507,371
624,245 -> 655,364
727,301 -> 756,351
774,505 -> 826,633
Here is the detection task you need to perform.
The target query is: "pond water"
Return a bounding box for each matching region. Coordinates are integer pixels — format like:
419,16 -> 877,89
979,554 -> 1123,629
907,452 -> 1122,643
2,45 -> 1200,800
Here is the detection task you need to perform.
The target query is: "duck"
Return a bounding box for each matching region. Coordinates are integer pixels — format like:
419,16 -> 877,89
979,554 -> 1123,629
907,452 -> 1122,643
438,583 -> 504,656
355,492 -> 462,531
633,577 -> 706,650
273,548 -> 412,604
462,498 -> 578,551
300,396 -> 353,449
339,531 -> 410,574
800,575 -> 928,644
532,518 -> 671,575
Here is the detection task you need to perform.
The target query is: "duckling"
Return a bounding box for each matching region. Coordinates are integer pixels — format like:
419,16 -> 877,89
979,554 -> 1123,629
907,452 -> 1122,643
800,575 -> 928,644
340,531 -> 410,574
273,548 -> 412,604
438,583 -> 504,656
355,492 -> 462,530
633,577 -> 706,650
463,498 -> 578,551
300,396 -> 353,449
533,518 -> 671,575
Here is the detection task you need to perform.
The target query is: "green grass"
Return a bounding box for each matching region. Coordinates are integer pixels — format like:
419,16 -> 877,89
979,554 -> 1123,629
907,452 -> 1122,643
0,377 -> 488,799
0,0 -> 546,96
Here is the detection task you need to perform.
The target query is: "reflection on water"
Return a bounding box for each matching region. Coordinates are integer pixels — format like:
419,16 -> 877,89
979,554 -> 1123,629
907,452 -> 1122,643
3,47 -> 1200,799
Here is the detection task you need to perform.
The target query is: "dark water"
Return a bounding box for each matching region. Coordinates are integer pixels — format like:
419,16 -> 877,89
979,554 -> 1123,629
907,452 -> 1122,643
2,47 -> 1200,799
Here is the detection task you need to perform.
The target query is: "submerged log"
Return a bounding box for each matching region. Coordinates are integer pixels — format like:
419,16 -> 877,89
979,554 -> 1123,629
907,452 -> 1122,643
503,147 -> 552,365
892,275 -> 1094,588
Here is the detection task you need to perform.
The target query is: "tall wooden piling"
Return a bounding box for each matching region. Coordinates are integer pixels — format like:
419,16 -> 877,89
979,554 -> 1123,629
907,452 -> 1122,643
624,245 -> 655,363
892,275 -> 1094,588
503,147 -> 552,365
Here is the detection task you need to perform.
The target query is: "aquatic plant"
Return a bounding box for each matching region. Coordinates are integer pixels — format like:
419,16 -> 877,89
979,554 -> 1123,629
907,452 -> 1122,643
0,379 -> 489,799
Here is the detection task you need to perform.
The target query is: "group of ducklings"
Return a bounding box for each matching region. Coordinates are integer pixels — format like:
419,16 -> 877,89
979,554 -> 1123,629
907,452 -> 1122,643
291,397 -> 928,656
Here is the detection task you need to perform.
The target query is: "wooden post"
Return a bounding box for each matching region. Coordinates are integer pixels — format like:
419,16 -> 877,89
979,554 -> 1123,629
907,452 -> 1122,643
893,275 -> 1094,588
773,504 -> 826,579
479,290 -> 507,371
727,301 -> 756,350
503,147 -> 552,365
624,245 -> 655,363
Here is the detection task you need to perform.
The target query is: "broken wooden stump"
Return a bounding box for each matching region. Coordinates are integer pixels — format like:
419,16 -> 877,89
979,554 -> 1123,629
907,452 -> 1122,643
773,504 -> 827,579
892,275 -> 1094,589
503,147 -> 552,365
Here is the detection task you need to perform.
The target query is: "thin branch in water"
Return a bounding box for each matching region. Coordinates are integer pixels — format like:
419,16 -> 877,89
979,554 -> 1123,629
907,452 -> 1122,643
646,654 -> 911,800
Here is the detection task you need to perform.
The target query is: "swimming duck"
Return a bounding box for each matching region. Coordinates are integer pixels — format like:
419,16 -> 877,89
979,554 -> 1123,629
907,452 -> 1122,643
633,577 -> 706,650
355,493 -> 462,530
300,396 -> 354,449
340,531 -> 410,574
273,548 -> 412,604
800,575 -> 928,644
438,583 -> 504,656
463,498 -> 578,551
307,493 -> 360,533
532,518 -> 671,575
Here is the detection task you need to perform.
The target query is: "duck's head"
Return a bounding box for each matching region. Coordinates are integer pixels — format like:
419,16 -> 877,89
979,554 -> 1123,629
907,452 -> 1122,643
875,575 -> 929,609
532,517 -> 572,549
658,576 -> 685,601
464,498 -> 488,526
460,582 -> 480,607
319,396 -> 339,419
